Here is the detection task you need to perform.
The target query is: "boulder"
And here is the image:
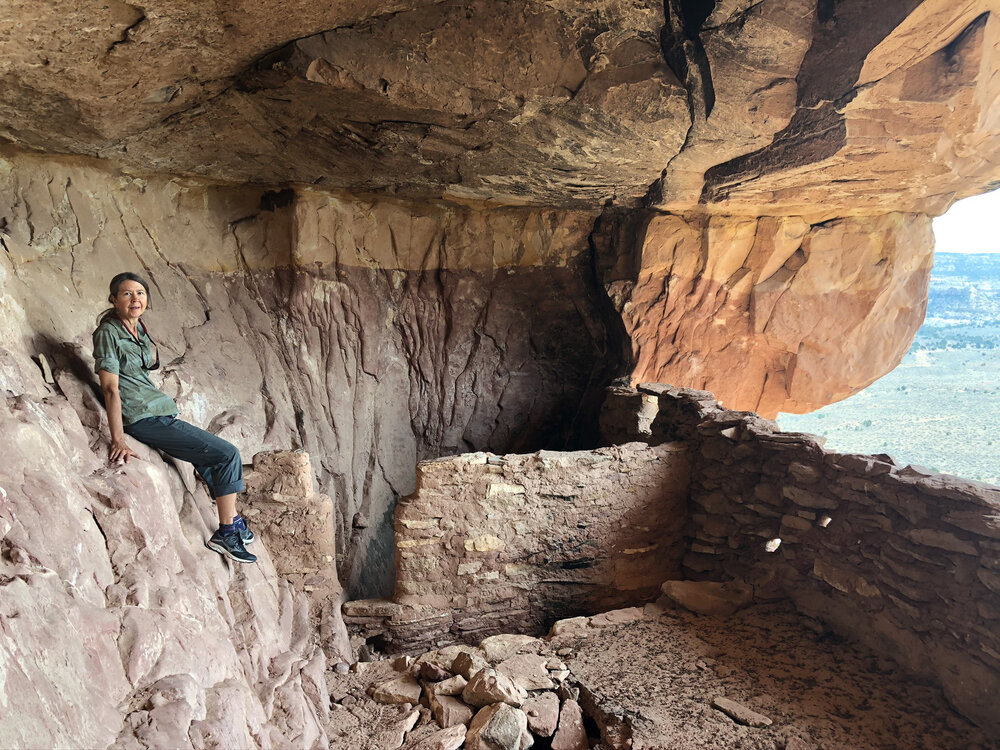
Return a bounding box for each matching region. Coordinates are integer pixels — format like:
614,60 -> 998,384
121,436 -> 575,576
660,580 -> 754,617
453,651 -> 492,681
428,693 -> 474,729
466,704 -> 532,750
431,675 -> 468,697
480,634 -> 544,663
550,699 -> 588,750
495,654 -> 555,691
523,691 -> 560,738
372,676 -> 423,705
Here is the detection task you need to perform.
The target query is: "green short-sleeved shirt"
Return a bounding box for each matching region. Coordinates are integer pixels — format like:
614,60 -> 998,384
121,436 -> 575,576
93,319 -> 178,426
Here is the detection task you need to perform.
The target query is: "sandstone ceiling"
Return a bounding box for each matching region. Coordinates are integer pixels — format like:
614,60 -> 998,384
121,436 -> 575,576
2,0 -> 999,213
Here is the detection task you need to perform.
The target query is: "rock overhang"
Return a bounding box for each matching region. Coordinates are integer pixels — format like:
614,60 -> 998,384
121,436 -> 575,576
1,0 -> 998,215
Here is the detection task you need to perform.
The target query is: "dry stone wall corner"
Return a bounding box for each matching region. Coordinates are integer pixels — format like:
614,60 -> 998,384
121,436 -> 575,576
602,383 -> 1000,733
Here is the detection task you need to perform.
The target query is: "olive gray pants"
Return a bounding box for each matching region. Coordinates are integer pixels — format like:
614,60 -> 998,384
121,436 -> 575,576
124,415 -> 244,498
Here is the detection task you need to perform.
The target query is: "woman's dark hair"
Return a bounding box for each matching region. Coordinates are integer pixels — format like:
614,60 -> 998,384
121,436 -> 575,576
95,272 -> 152,328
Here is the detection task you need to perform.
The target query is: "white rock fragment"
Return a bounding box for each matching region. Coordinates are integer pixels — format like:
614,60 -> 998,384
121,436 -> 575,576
711,696 -> 773,727
372,675 -> 423,705
462,667 -> 528,708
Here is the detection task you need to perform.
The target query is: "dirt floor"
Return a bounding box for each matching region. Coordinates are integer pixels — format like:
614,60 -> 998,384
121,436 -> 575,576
555,602 -> 998,750
326,601 -> 999,750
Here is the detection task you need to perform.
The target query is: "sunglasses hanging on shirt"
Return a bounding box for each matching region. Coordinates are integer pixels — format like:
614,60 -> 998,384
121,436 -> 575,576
139,320 -> 161,371
120,317 -> 160,371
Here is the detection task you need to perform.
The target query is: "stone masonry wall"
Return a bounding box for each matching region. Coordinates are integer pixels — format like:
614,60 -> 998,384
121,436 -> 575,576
243,450 -> 349,660
601,383 -> 1000,733
344,443 -> 691,651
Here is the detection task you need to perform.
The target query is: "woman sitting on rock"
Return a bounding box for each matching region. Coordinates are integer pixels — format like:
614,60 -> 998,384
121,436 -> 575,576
92,271 -> 257,564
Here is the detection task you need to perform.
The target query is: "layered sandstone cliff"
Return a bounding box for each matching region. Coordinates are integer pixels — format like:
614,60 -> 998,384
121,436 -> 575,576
4,1 -> 997,417
597,210 -> 936,416
0,152 -> 621,599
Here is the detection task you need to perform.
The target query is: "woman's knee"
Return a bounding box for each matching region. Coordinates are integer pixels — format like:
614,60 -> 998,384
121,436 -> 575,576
224,440 -> 242,467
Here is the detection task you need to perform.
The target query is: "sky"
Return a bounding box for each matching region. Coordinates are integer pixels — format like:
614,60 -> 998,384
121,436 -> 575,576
932,189 -> 1000,253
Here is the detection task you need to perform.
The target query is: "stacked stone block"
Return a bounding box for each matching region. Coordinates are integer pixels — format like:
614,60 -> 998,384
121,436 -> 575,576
242,449 -> 349,658
345,443 -> 691,650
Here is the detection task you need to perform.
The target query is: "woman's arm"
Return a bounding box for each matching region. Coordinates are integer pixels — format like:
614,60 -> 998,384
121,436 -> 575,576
98,369 -> 141,464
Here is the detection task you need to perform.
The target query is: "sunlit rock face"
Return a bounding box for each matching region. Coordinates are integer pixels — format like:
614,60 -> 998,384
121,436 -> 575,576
598,210 -> 936,417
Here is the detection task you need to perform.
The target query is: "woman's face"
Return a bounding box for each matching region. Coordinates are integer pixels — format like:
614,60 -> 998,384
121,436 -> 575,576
110,280 -> 148,323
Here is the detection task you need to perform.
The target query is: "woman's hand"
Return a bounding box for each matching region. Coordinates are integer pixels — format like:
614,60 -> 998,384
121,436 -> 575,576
98,370 -> 140,465
109,437 -> 141,464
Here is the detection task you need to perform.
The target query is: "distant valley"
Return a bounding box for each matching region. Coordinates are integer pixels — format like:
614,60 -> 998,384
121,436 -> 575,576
778,252 -> 1000,486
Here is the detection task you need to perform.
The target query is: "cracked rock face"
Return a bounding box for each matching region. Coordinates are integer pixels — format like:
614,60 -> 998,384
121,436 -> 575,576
3,4 -> 1000,746
0,151 -> 622,600
2,0 -> 999,418
0,389 -> 337,749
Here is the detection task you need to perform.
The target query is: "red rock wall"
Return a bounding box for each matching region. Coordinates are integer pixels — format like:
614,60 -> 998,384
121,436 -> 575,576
0,147 -> 971,741
0,153 -> 624,747
0,152 -> 625,599
5,1 -> 999,219
344,443 -> 691,651
602,384 -> 1000,733
0,388 -> 335,748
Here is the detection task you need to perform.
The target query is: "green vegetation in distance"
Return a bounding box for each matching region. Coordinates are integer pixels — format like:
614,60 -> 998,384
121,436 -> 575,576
778,254 -> 1000,487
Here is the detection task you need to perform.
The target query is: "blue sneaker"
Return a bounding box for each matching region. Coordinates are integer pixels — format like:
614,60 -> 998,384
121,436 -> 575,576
234,516 -> 255,545
207,529 -> 257,563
